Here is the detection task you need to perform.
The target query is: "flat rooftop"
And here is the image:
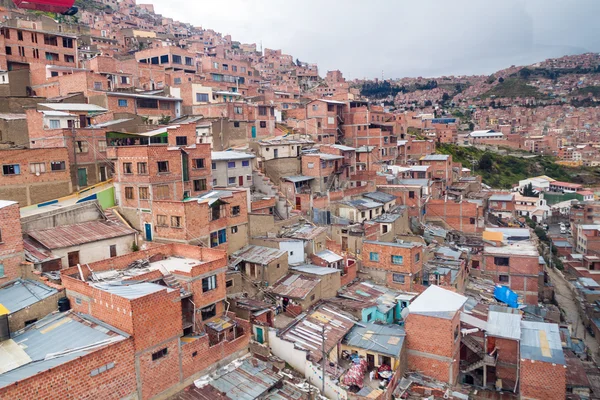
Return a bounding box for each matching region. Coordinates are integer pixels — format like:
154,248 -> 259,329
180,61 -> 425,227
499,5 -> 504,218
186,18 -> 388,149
484,241 -> 539,257
91,281 -> 174,300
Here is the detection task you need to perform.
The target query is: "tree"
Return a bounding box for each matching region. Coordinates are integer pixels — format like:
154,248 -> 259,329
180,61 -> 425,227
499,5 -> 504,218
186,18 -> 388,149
468,122 -> 475,131
521,182 -> 538,197
478,153 -> 493,172
498,77 -> 505,83
442,92 -> 450,102
424,100 -> 432,107
158,115 -> 171,125
486,74 -> 496,84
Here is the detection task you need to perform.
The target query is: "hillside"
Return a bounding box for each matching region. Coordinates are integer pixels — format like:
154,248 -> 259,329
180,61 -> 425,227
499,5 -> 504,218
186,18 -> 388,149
436,144 -> 600,189
481,78 -> 545,99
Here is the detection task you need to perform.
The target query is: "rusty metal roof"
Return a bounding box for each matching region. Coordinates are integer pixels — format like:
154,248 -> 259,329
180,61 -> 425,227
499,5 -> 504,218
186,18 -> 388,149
27,220 -> 136,250
268,273 -> 320,300
233,245 -> 286,265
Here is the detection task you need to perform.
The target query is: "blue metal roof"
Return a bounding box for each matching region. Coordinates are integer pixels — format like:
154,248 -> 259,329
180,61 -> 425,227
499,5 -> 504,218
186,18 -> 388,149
0,279 -> 58,314
520,321 -> 565,365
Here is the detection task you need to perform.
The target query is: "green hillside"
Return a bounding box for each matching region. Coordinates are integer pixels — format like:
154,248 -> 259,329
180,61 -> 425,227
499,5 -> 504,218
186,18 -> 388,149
481,78 -> 544,99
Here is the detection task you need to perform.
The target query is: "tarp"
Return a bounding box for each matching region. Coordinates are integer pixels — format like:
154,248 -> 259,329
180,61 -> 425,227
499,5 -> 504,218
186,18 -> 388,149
494,285 -> 519,308
343,359 -> 367,388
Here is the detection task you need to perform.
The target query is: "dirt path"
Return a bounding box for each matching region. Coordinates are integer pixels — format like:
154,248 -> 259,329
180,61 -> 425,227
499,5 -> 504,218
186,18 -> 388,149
546,265 -> 599,356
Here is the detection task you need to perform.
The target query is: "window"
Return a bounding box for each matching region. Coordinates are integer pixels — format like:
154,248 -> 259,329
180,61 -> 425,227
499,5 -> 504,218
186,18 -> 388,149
174,77 -> 182,85
391,255 -> 403,265
233,121 -> 240,128
232,65 -> 237,72
30,162 -> 46,174
157,161 -> 169,173
258,106 -> 267,116
2,164 -> 20,175
0,229 -> 2,243
171,216 -> 182,228
94,82 -> 102,90
260,121 -> 267,128
494,257 -> 510,266
201,304 -> 216,320
231,226 -> 238,234
228,161 -> 236,168
17,30 -> 23,41
139,187 -> 149,200
392,273 -> 405,283
118,99 -> 128,107
49,119 -> 60,129
76,141 -> 88,153
241,67 -> 246,73
211,162 -> 217,170
234,106 -> 243,114
409,191 -> 415,199
176,136 -> 187,146
125,187 -> 134,199
0,263 -> 4,277
152,348 -> 168,361
62,37 -> 73,48
232,205 -> 240,216
415,253 -> 420,263
226,279 -> 233,288
137,162 -> 147,174
193,158 -> 205,169
98,140 -> 107,152
499,275 -> 509,283
172,55 -> 182,64
247,175 -> 252,182
51,161 -> 65,171
196,93 -> 209,102
90,362 -> 115,377
228,177 -> 236,185
193,179 -> 206,192
242,160 -> 250,167
307,162 -> 314,169
157,215 -> 168,227
469,217 -> 476,224
121,76 -> 129,84
202,275 -> 217,292
218,228 -> 226,244
369,252 -> 379,262
222,64 -> 228,71
123,162 -> 133,174
4,47 -> 11,56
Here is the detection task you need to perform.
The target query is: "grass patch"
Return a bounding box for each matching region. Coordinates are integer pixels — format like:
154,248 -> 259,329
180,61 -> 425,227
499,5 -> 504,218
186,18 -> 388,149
481,78 -> 544,99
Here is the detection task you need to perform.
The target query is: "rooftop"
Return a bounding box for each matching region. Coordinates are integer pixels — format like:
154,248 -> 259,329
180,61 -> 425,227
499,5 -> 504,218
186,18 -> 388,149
91,281 -> 174,300
489,193 -> 514,202
314,249 -> 343,263
211,151 -> 255,161
484,240 -> 539,257
290,264 -> 340,276
364,240 -> 421,249
280,224 -> 327,240
421,154 -> 450,161
0,312 -> 127,388
38,103 -> 108,113
233,245 -> 287,265
282,175 -> 314,183
339,281 -> 400,314
26,220 -> 136,250
343,322 -> 405,358
0,200 -> 17,210
407,285 -> 467,319
362,191 -> 397,204
486,309 -> 522,340
0,280 -> 58,315
520,321 -> 565,365
268,273 -> 320,300
303,152 -> 344,161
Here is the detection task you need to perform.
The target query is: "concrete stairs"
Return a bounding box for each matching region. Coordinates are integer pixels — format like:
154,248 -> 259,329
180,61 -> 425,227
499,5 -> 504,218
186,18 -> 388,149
461,335 -> 484,354
252,170 -> 292,217
462,354 -> 497,373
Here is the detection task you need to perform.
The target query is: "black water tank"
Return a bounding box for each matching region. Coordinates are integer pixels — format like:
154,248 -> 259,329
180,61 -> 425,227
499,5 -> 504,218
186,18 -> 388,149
58,297 -> 71,312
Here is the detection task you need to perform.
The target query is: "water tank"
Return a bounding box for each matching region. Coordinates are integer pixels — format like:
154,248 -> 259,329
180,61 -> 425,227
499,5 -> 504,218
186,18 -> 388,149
58,297 -> 71,312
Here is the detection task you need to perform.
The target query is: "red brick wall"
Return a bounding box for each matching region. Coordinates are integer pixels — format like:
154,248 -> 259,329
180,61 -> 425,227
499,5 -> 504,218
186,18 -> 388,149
520,359 -> 566,400
426,199 -> 481,234
0,202 -> 24,282
405,312 -> 460,384
138,337 -> 181,399
362,241 -> 423,291
482,253 -> 540,305
0,338 -> 136,400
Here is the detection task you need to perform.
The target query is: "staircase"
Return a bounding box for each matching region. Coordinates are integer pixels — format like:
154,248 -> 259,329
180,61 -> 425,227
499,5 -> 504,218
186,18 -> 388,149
461,335 -> 484,354
462,354 -> 497,373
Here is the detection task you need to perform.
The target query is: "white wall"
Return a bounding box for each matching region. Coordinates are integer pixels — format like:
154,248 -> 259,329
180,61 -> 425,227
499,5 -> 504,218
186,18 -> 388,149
279,240 -> 305,264
54,234 -> 135,267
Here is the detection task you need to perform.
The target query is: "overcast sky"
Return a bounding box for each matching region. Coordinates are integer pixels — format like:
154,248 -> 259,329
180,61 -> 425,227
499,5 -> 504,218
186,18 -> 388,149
150,0 -> 600,79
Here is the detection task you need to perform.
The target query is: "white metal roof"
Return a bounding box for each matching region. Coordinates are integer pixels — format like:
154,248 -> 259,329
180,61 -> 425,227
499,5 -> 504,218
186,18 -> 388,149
407,285 -> 467,319
0,200 -> 17,209
487,310 -> 522,340
39,103 -> 107,112
211,151 -> 255,161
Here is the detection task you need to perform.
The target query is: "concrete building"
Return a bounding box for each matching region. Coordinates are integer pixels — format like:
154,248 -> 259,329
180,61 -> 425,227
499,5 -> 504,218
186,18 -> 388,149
211,151 -> 255,188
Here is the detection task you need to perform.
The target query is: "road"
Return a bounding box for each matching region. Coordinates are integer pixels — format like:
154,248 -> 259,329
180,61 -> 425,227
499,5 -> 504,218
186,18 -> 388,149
546,265 -> 599,356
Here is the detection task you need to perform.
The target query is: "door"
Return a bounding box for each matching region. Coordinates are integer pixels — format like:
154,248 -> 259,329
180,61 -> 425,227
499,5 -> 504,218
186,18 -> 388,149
109,245 -> 117,258
239,176 -> 244,186
77,168 -> 87,187
256,327 -> 264,344
67,251 -> 80,267
341,236 -> 348,252
366,353 -> 375,370
251,126 -> 256,138
273,149 -> 278,158
295,196 -> 301,210
99,166 -> 107,182
181,152 -> 189,182
144,223 -> 153,241
79,114 -> 87,128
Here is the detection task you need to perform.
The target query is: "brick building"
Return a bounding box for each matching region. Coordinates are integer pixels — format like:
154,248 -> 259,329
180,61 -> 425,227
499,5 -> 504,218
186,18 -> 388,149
0,200 -> 24,282
362,240 -> 424,291
405,285 -> 467,385
60,243 -> 250,399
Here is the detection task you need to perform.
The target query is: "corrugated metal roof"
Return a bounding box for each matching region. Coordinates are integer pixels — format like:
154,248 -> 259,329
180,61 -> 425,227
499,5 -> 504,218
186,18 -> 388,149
314,250 -> 343,263
0,200 -> 17,209
27,220 -> 136,250
282,176 -> 314,183
489,193 -> 514,201
211,151 -> 255,161
303,152 -> 344,161
0,312 -> 126,388
39,103 -> 108,112
520,321 -> 565,365
407,285 -> 467,319
0,280 -> 58,314
363,191 -> 397,204
290,264 -> 339,276
234,245 -> 286,265
269,273 -> 320,300
343,322 -> 405,357
364,240 -> 420,249
92,282 -> 172,299
421,154 -> 450,161
487,310 -> 522,340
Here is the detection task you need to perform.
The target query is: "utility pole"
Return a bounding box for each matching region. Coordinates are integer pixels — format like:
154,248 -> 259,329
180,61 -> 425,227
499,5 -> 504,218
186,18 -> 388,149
321,324 -> 326,396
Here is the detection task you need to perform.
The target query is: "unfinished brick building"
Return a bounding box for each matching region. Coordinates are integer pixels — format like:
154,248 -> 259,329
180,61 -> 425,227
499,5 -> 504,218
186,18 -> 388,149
362,240 -> 424,291
60,243 -> 250,399
0,200 -> 24,282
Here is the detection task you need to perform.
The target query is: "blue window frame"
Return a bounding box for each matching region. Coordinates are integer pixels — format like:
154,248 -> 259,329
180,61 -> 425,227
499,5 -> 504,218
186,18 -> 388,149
369,252 -> 379,262
0,263 -> 4,277
392,273 -> 405,283
227,161 -> 236,168
391,255 -> 403,265
118,99 -> 128,107
211,162 -> 216,170
242,160 -> 250,167
218,229 -> 227,244
196,93 -> 209,102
